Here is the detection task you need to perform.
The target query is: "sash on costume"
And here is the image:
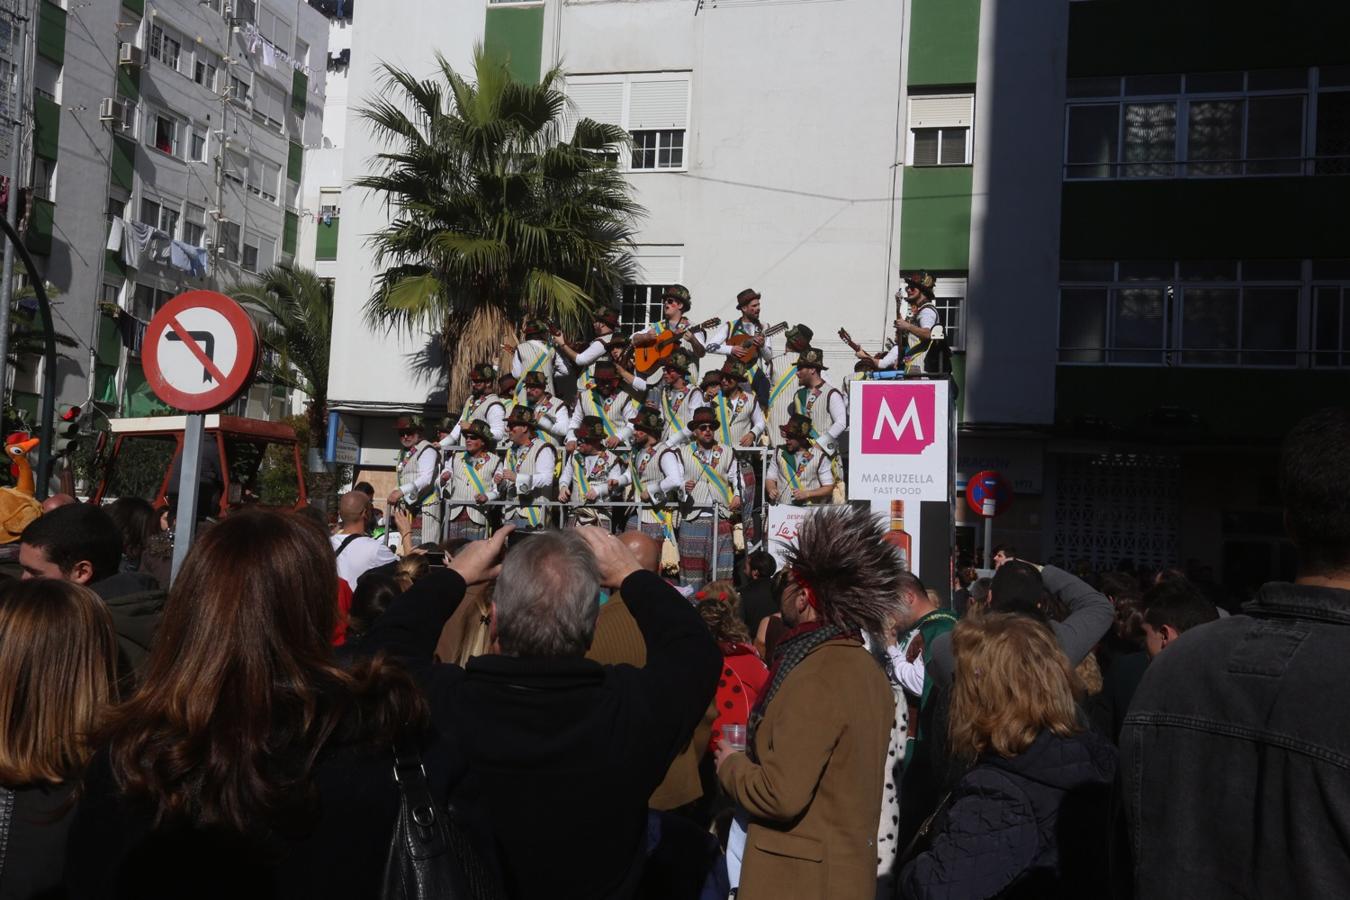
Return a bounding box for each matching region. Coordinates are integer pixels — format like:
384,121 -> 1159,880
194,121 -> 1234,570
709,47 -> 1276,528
515,346 -> 553,402
695,451 -> 735,505
662,389 -> 689,435
780,451 -> 802,492
462,455 -> 489,498
506,446 -> 542,527
591,391 -> 620,437
768,365 -> 797,409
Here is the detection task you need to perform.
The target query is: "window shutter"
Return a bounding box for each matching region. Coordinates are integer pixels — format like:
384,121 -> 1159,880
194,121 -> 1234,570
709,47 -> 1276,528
933,276 -> 966,299
567,79 -> 624,126
628,77 -> 689,130
633,254 -> 683,285
909,94 -> 973,129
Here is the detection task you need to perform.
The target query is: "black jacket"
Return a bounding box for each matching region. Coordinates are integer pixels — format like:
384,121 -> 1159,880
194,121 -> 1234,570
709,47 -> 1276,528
899,729 -> 1117,900
365,568 -> 722,900
1122,582 -> 1350,898
91,572 -> 164,675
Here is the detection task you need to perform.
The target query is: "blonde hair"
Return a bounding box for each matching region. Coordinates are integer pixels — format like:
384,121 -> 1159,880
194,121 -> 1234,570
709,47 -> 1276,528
696,580 -> 750,645
394,554 -> 430,590
948,613 -> 1080,761
0,579 -> 119,785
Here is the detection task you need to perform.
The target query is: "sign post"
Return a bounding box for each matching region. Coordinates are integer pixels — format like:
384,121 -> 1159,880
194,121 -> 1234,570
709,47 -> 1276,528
965,469 -> 1013,569
142,291 -> 259,582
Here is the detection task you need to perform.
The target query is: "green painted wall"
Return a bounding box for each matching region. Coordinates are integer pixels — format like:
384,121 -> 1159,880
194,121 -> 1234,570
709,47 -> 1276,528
316,217 -> 339,260
484,6 -> 544,84
122,0 -> 144,15
287,140 -> 303,183
900,167 -> 972,270
95,313 -> 121,406
111,135 -> 135,191
283,211 -> 299,256
26,198 -> 54,256
117,65 -> 140,103
36,1 -> 65,64
33,95 -> 60,160
907,0 -> 980,86
292,70 -> 308,114
123,362 -> 169,417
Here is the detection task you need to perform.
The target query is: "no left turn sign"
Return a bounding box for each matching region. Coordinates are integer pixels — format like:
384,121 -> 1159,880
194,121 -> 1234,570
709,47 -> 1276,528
143,290 -> 259,412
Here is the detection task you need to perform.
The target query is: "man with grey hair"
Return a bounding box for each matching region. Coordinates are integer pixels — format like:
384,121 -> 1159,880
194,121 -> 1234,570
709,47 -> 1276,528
366,525 -> 721,900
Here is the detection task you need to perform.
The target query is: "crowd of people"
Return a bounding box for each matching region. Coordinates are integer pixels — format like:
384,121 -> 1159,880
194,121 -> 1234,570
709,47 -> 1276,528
0,382 -> 1346,895
381,275 -> 949,590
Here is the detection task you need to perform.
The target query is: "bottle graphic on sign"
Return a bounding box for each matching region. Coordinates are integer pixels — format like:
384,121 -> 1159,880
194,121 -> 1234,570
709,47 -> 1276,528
883,499 -> 912,571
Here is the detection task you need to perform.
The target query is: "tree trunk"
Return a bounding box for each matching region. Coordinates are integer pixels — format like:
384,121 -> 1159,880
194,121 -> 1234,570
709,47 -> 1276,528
444,304 -> 513,413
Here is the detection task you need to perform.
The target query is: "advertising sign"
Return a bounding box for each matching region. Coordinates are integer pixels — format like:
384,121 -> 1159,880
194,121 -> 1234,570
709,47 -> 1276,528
764,504 -> 813,568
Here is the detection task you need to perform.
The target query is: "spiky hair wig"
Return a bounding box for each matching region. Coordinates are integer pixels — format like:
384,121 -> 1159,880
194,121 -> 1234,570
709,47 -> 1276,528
784,504 -> 906,634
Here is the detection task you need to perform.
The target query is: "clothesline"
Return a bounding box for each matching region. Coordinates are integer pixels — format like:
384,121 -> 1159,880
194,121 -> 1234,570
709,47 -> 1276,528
106,216 -> 211,282
241,22 -> 321,83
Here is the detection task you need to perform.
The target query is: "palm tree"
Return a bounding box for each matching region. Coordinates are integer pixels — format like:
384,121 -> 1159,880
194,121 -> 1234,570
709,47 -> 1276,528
231,266 -> 333,446
356,47 -> 644,408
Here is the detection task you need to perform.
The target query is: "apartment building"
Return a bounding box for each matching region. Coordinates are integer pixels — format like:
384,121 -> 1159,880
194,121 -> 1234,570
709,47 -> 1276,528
7,0 -> 327,425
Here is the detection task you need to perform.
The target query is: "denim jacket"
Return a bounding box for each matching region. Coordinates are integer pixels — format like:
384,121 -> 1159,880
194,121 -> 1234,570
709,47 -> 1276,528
1121,582 -> 1350,899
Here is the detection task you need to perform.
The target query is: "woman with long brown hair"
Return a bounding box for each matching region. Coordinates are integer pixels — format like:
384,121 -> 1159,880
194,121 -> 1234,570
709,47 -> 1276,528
898,613 -> 1117,899
66,510 -> 430,899
0,579 -> 118,899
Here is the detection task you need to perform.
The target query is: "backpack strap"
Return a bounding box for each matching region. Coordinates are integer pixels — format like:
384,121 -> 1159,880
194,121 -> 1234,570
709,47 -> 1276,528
334,534 -> 363,558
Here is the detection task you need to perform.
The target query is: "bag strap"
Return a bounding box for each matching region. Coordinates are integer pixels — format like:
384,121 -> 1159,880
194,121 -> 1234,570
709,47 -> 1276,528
391,741 -> 450,859
0,785 -> 15,882
334,534 -> 363,558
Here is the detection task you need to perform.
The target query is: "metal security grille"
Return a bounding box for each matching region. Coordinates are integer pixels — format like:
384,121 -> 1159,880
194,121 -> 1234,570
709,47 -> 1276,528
1052,452 -> 1180,571
620,284 -> 670,332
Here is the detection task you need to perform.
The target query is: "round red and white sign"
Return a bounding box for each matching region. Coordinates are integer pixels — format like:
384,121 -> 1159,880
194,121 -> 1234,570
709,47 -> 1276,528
143,290 -> 259,412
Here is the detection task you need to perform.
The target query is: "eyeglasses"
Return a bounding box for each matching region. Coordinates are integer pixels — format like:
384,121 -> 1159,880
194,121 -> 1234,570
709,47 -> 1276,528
692,423 -> 716,431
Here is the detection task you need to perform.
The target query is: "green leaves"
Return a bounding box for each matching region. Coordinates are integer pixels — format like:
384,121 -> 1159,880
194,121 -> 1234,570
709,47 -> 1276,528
358,45 -> 645,406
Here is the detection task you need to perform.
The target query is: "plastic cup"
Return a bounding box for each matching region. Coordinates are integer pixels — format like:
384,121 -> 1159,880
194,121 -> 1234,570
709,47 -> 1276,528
724,723 -> 747,753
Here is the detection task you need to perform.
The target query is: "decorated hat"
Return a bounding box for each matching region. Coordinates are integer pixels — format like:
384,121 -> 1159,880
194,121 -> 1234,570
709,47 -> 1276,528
469,362 -> 497,382
690,406 -> 718,430
506,405 -> 536,429
523,317 -> 550,338
795,347 -> 829,371
663,348 -> 692,374
462,418 -> 496,449
903,270 -> 938,299
593,359 -> 620,383
607,332 -> 631,351
433,416 -> 455,435
523,370 -> 548,390
720,358 -> 748,381
498,372 -> 518,388
630,407 -> 665,438
736,288 -> 761,308
699,369 -> 723,390
394,415 -> 424,433
575,415 -> 607,445
784,323 -> 814,350
780,413 -> 814,442
662,284 -> 692,311
595,307 -> 622,328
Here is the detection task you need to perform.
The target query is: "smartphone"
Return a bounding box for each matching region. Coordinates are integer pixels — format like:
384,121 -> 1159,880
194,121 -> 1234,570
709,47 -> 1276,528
505,529 -> 539,551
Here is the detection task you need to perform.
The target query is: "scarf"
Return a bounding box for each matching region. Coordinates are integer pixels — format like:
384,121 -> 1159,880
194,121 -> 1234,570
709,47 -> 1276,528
746,621 -> 848,761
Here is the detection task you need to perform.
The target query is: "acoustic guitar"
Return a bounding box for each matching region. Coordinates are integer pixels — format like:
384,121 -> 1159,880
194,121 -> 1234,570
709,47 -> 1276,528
726,321 -> 789,362
632,317 -> 721,377
838,328 -> 878,370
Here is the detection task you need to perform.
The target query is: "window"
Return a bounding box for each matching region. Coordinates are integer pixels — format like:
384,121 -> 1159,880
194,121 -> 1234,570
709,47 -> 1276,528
151,112 -> 179,156
1058,260 -> 1325,367
248,156 -> 281,202
224,148 -> 247,185
620,285 -> 671,331
229,75 -> 250,105
140,195 -> 179,236
252,77 -> 286,127
234,0 -> 257,24
293,38 -> 309,68
149,24 -> 183,74
319,187 -> 340,217
256,6 -> 292,51
565,72 -> 691,172
184,204 -> 206,247
631,130 -> 683,170
242,230 -> 270,272
908,94 -> 974,166
194,49 -> 219,91
1065,68 -> 1320,179
32,159 -> 54,202
1317,82 -> 1350,175
219,220 -> 240,263
190,124 -> 208,162
930,276 -> 966,351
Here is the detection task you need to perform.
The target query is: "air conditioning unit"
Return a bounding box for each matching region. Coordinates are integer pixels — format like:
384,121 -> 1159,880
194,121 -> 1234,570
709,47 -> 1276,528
98,97 -> 125,124
117,43 -> 145,68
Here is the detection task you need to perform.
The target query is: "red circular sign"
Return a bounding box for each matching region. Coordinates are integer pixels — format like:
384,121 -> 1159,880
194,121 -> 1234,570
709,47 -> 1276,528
965,469 -> 1013,518
142,290 -> 259,412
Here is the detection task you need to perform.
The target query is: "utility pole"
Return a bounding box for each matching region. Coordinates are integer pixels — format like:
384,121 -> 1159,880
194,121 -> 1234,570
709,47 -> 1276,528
0,0 -> 30,406
210,4 -> 232,293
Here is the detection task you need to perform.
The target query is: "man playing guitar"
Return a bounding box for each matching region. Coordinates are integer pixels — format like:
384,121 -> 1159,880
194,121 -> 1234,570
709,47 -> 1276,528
853,271 -> 941,375
701,289 -> 774,385
631,285 -> 708,357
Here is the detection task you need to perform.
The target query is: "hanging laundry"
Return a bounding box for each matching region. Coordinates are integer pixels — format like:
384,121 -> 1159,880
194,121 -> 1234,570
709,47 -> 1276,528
262,40 -> 277,68
122,220 -> 157,269
169,240 -> 209,279
106,216 -> 124,253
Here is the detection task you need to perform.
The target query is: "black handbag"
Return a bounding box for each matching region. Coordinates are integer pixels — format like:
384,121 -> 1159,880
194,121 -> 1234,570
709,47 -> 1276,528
381,743 -> 503,900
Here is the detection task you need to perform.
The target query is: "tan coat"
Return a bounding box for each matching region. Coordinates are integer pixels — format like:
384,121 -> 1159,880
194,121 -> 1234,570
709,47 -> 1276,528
434,583 -> 493,666
720,639 -> 895,900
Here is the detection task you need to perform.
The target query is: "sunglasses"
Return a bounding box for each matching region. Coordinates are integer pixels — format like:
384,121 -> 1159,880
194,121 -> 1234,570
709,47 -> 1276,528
692,423 -> 716,431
